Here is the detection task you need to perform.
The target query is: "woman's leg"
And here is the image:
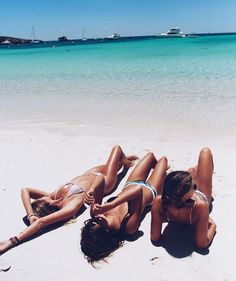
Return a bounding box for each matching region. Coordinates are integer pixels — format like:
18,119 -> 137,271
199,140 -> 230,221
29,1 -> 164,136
102,145 -> 137,195
146,156 -> 168,195
126,152 -> 157,182
88,146 -> 137,205
194,147 -> 214,202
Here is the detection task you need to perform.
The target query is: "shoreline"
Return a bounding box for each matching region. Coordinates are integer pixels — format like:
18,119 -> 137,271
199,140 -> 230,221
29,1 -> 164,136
1,33 -> 236,51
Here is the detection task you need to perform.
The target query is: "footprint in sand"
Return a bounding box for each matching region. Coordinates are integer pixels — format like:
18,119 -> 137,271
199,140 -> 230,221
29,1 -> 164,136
0,259 -> 11,272
149,256 -> 159,265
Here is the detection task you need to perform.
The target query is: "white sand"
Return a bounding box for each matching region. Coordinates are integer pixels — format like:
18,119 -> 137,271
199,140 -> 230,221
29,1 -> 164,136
0,128 -> 235,281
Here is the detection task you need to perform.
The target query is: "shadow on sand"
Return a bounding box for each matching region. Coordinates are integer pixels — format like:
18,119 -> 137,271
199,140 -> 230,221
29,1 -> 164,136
152,222 -> 209,258
151,196 -> 215,258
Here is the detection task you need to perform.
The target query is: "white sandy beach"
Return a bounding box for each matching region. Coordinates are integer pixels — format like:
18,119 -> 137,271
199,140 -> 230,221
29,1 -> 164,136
0,128 -> 235,281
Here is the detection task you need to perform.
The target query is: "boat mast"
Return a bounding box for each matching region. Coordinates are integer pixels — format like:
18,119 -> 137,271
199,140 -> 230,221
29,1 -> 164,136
82,26 -> 85,39
32,25 -> 35,42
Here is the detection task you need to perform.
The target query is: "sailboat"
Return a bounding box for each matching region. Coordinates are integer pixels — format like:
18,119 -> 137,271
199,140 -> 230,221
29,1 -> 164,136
82,26 -> 87,41
31,26 -> 40,43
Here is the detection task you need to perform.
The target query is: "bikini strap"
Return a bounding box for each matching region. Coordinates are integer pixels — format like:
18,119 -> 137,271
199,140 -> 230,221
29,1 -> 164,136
189,204 -> 195,225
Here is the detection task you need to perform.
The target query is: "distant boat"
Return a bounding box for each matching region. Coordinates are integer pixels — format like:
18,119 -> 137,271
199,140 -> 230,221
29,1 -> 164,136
58,36 -> 68,41
108,33 -> 121,39
31,26 -> 41,43
160,28 -> 185,37
81,26 -> 87,41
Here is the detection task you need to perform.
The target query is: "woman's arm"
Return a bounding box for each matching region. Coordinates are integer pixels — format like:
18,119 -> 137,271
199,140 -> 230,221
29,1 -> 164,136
194,204 -> 216,249
0,198 -> 83,254
92,185 -> 143,214
84,174 -> 105,206
21,188 -> 51,223
123,187 -> 143,235
150,196 -> 163,242
92,185 -> 144,235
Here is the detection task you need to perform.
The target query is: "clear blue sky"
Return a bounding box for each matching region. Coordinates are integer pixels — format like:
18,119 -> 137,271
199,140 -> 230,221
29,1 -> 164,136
0,0 -> 235,40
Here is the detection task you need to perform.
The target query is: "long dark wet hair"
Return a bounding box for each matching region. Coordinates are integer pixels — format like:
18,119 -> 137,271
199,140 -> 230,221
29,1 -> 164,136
162,171 -> 193,211
80,218 -> 124,264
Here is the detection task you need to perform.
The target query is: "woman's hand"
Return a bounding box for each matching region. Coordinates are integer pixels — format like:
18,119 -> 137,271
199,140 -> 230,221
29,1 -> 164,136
84,190 -> 94,205
92,202 -> 113,214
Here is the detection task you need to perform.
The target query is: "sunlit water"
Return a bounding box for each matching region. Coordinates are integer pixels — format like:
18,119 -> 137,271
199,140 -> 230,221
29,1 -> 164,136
1,35 -> 236,141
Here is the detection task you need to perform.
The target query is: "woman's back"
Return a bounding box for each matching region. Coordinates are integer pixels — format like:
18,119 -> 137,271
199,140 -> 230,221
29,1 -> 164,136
162,191 -> 209,225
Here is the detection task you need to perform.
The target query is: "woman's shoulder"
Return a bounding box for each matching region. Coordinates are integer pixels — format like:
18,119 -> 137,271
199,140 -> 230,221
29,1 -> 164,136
193,196 -> 209,209
192,199 -> 209,222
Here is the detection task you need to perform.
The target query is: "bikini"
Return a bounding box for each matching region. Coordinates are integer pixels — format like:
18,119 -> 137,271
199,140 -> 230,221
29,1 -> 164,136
54,182 -> 84,201
194,189 -> 209,204
190,190 -> 209,224
55,171 -> 106,200
124,180 -> 157,205
101,180 -> 157,234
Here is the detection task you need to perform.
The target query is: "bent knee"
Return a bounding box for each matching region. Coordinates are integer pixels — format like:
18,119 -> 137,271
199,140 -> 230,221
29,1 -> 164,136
146,152 -> 155,160
21,187 -> 29,195
159,156 -> 167,163
200,147 -> 212,157
112,145 -> 121,152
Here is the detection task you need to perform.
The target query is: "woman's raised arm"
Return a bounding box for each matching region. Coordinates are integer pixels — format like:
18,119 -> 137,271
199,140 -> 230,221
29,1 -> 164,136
21,187 -> 52,224
92,185 -> 143,215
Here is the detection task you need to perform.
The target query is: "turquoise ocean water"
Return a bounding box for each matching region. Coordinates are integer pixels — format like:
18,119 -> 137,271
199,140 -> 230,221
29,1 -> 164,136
0,35 -> 236,140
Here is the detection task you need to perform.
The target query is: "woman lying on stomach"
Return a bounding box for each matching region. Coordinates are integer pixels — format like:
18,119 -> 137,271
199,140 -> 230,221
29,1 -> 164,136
0,145 -> 137,254
151,147 -> 216,249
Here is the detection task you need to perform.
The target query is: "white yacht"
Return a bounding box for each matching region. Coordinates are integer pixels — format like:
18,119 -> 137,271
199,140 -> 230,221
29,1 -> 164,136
160,28 -> 185,37
108,33 -> 120,39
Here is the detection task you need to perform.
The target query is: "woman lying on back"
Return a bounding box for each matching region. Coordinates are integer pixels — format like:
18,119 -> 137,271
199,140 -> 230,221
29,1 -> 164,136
0,145 -> 136,254
81,152 -> 168,263
151,148 -> 216,249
